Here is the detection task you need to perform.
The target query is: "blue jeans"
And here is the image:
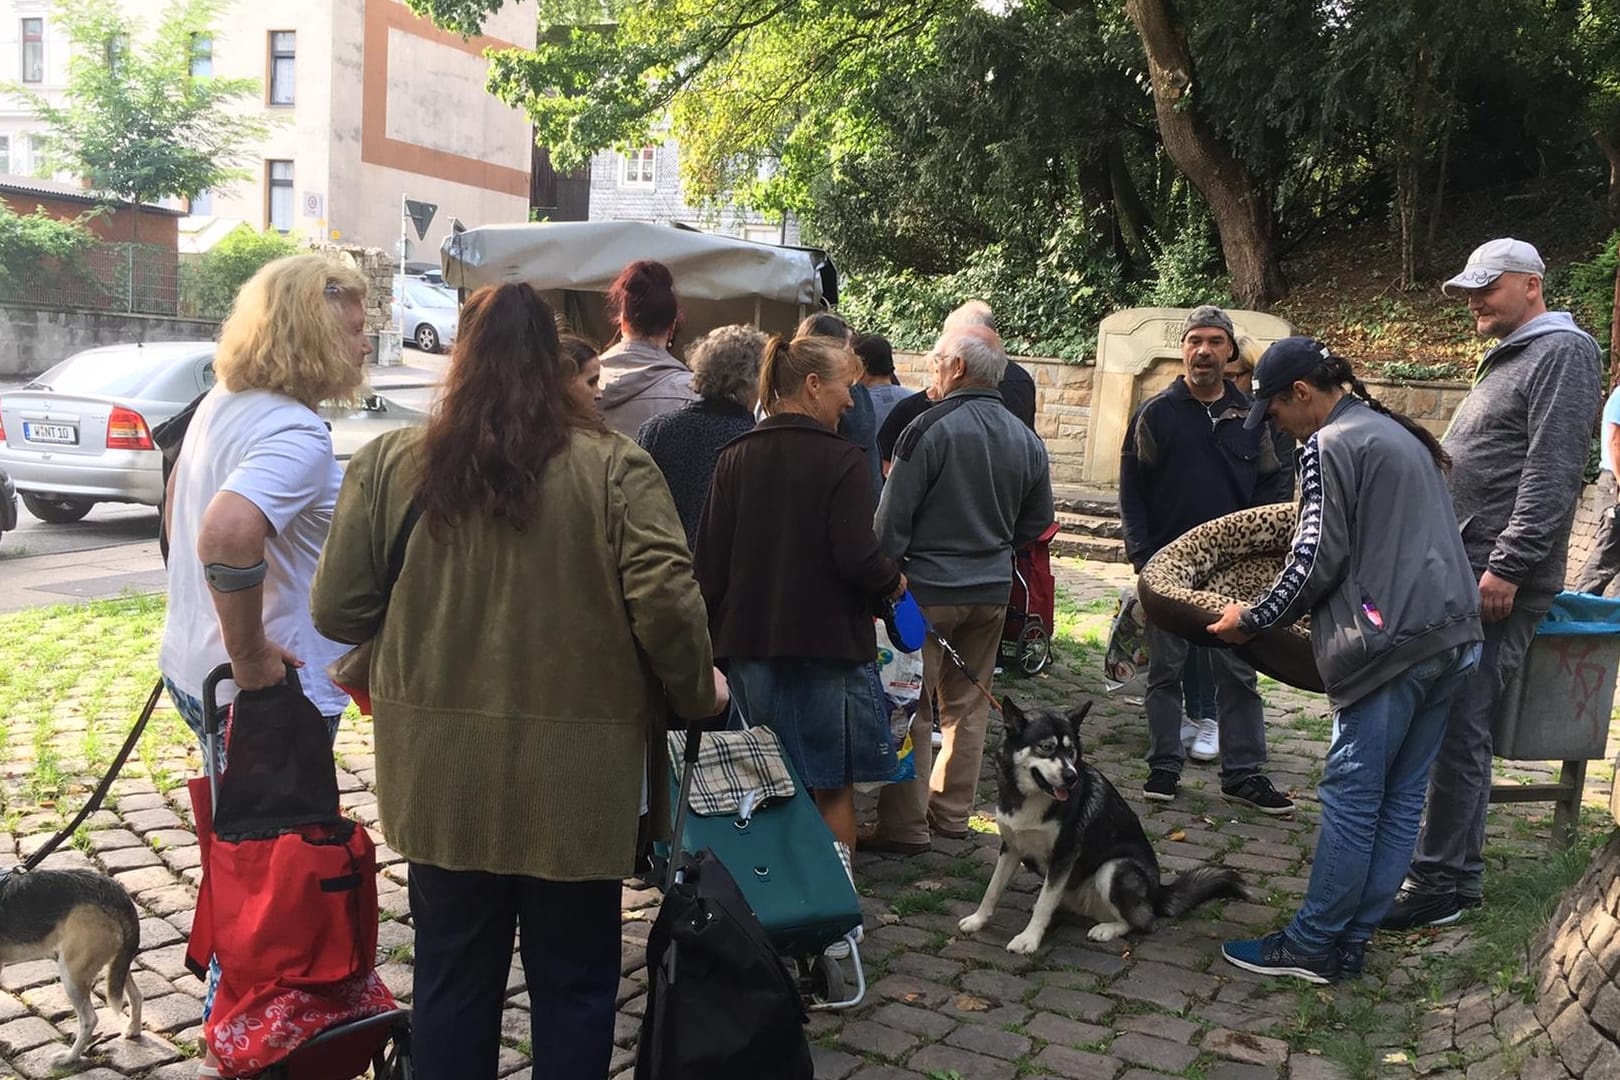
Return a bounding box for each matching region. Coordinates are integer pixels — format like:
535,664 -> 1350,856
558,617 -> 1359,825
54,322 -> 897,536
1286,641 -> 1482,953
1182,647 -> 1217,721
164,677 -> 342,1020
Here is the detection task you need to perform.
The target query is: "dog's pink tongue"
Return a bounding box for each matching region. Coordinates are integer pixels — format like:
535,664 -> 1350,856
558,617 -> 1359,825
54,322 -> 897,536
1053,788 -> 1070,802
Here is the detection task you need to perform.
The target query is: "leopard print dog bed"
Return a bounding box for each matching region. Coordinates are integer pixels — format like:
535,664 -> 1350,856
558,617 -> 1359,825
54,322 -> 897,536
1136,503 -> 1324,693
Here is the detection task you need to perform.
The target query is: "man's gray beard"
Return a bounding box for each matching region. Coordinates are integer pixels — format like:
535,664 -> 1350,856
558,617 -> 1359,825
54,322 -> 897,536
1187,368 -> 1223,391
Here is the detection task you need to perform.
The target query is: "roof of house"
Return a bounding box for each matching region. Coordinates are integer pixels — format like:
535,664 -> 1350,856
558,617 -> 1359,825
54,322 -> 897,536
0,174 -> 186,216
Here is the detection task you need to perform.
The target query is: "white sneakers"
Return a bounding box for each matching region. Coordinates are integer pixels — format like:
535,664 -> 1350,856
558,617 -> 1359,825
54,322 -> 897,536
1189,718 -> 1220,762
1180,716 -> 1199,747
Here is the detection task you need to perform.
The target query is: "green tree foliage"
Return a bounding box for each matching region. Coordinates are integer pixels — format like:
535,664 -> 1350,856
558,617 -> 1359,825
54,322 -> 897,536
178,225 -> 301,319
415,0 -> 1620,346
18,0 -> 268,242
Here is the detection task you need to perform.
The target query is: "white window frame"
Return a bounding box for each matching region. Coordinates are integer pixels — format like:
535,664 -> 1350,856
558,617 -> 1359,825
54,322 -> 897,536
620,147 -> 655,187
0,135 -> 10,175
190,32 -> 212,79
20,17 -> 44,84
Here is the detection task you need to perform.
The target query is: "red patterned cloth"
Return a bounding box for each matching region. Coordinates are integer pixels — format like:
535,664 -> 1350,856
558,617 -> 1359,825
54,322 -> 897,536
207,970 -> 396,1077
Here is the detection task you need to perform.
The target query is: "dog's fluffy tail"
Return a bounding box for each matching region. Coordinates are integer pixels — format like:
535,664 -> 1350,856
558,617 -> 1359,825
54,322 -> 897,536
1155,866 -> 1252,919
106,894 -> 142,1021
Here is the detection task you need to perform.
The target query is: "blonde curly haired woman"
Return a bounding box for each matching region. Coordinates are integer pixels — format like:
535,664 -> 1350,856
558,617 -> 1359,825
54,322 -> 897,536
159,254 -> 371,1075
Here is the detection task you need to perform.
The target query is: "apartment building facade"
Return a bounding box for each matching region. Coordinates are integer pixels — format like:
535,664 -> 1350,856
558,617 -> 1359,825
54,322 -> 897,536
0,0 -> 535,254
589,139 -> 801,246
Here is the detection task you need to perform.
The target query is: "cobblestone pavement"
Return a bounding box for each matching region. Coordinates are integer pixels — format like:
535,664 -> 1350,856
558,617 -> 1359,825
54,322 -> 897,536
1,558 -> 1613,1080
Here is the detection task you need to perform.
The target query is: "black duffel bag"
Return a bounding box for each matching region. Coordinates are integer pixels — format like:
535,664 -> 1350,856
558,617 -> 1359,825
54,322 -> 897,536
635,845 -> 813,1080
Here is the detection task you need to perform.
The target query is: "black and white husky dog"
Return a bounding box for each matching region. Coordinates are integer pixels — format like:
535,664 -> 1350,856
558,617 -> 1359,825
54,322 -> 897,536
958,698 -> 1253,953
0,869 -> 143,1065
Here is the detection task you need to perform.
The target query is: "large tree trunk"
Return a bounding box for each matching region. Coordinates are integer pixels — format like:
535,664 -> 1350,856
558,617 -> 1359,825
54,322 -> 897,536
1105,136 -> 1159,272
1123,0 -> 1286,309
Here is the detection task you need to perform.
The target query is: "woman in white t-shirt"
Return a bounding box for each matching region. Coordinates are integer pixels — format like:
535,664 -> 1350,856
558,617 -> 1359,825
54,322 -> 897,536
158,254 -> 371,1075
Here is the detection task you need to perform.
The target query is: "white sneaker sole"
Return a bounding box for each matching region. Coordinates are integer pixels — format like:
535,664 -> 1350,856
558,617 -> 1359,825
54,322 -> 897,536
1222,951 -> 1332,985
1221,790 -> 1296,816
1143,788 -> 1177,802
1188,745 -> 1220,762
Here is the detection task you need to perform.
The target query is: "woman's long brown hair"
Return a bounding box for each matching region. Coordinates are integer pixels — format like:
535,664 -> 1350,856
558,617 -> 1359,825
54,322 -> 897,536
415,283 -> 606,533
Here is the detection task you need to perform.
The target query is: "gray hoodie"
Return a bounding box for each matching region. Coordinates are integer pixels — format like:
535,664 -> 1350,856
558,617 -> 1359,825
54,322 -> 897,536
1442,310 -> 1602,598
598,339 -> 699,437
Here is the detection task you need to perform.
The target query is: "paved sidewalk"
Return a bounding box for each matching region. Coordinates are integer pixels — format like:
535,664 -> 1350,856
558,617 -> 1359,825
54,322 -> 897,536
0,558 -> 1609,1079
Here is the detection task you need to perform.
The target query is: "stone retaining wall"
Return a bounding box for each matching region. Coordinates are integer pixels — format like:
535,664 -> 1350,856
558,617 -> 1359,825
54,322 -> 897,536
0,304 -> 219,377
890,350 -> 1616,578
892,351 -> 1474,486
1529,830 -> 1620,1076
303,242 -> 396,334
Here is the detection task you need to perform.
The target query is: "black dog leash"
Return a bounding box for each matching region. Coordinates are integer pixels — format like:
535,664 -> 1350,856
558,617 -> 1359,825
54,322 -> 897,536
922,618 -> 1002,712
3,677 -> 165,882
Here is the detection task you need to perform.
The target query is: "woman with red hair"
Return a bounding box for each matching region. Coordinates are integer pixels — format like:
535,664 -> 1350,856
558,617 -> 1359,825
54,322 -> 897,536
598,259 -> 699,434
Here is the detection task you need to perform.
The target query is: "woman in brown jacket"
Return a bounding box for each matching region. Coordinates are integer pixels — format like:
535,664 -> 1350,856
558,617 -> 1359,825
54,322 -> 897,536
695,332 -> 906,863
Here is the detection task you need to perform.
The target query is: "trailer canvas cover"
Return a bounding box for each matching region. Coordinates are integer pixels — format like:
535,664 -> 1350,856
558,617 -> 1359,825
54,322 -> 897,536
440,220 -> 834,347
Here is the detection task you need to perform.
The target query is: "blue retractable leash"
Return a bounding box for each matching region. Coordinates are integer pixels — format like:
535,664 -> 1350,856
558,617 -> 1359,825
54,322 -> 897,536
884,590 -> 1001,711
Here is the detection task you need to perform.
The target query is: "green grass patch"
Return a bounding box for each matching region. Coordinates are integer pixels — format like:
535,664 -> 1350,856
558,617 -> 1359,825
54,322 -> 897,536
1279,813 -> 1612,1079
1423,815 -> 1606,1000
0,593 -> 197,819
1052,586 -> 1112,662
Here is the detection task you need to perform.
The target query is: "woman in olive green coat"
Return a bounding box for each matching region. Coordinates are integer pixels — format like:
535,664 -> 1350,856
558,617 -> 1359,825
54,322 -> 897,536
311,283 -> 725,1080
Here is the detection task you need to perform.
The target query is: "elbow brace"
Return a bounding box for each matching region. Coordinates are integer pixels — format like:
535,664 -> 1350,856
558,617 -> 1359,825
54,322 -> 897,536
205,559 -> 268,593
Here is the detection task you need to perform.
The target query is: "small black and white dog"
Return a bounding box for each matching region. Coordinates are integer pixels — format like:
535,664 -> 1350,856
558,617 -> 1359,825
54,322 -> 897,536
959,698 -> 1253,953
0,869 -> 143,1065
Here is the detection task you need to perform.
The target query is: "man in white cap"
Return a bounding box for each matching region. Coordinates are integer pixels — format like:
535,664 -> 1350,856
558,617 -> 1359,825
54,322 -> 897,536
1383,238 -> 1603,929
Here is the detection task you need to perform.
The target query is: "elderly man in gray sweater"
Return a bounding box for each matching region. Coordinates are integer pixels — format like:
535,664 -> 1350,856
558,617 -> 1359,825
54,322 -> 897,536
861,325 -> 1054,854
1383,239 -> 1603,930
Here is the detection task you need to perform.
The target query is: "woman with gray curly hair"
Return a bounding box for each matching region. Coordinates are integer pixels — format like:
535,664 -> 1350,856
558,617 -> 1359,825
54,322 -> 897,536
637,324 -> 766,548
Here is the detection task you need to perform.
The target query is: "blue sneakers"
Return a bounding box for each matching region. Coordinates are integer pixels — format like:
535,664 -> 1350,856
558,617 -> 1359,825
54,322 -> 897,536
1222,932 -> 1340,985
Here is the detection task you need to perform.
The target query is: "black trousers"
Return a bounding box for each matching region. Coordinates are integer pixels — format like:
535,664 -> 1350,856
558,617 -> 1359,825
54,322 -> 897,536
408,861 -> 622,1080
1575,471 -> 1620,597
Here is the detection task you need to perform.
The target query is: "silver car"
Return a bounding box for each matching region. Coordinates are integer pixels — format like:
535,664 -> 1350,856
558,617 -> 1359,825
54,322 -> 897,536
0,342 -> 425,524
393,276 -> 460,354
0,467 -> 16,544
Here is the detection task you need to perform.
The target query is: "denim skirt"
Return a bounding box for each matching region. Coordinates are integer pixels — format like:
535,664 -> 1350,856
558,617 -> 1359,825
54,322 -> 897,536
727,658 -> 895,789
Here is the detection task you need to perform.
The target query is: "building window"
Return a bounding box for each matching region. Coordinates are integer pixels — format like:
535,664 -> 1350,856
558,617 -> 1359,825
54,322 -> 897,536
104,32 -> 126,74
190,33 -> 212,78
20,18 -> 43,83
266,160 -> 293,231
621,147 -> 655,187
27,134 -> 45,177
189,188 -> 213,215
0,136 -> 10,175
268,31 -> 294,105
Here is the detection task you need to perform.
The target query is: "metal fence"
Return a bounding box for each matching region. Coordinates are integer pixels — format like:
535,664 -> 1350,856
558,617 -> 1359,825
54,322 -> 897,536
0,241 -> 181,316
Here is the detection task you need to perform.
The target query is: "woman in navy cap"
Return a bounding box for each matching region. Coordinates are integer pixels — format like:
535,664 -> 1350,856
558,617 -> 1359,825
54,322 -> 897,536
1208,336 -> 1483,984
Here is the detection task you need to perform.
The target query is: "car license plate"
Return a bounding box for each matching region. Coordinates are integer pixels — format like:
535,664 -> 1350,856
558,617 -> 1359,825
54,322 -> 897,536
23,422 -> 77,445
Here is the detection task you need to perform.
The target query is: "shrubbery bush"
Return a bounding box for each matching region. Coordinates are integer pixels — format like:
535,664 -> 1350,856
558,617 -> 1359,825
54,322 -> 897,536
835,218 -> 1230,362
179,225 -> 300,319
